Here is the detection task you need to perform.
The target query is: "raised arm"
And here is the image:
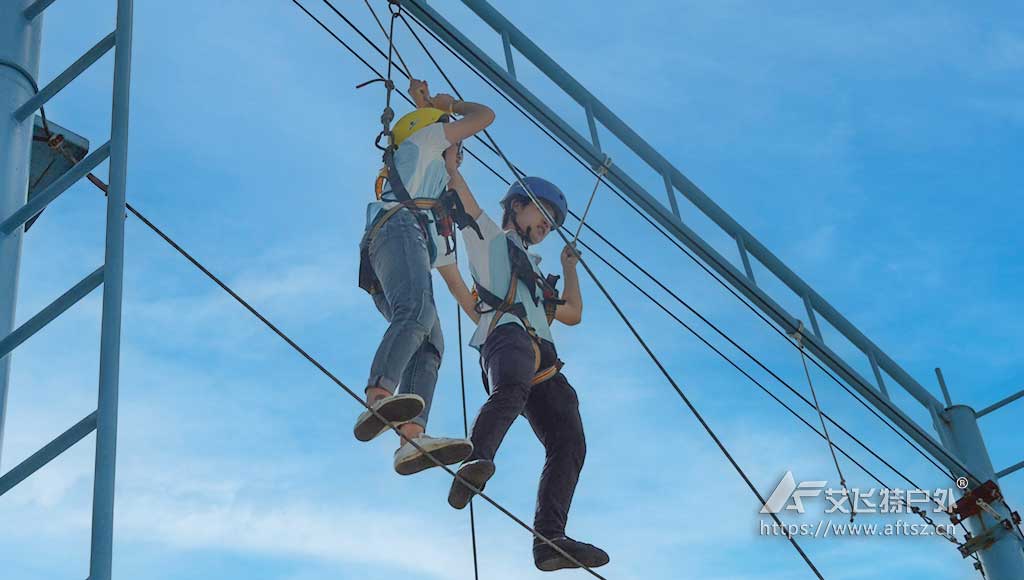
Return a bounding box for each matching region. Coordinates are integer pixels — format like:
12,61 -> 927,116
438,263 -> 480,324
444,147 -> 482,220
554,244 -> 583,326
430,93 -> 495,144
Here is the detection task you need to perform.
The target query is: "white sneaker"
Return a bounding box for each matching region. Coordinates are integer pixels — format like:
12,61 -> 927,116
353,394 -> 425,442
394,435 -> 474,476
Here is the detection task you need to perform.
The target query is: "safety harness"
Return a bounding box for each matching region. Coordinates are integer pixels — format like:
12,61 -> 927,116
357,129 -> 482,295
355,2 -> 480,296
474,238 -> 565,386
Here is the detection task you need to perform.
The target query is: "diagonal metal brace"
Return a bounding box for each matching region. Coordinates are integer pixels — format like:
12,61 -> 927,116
0,266 -> 104,359
0,411 -> 97,497
1,141 -> 110,235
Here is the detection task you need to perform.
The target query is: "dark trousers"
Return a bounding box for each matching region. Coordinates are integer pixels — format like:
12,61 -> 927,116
469,323 -> 586,539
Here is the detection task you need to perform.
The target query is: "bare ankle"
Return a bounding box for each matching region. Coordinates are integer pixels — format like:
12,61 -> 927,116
365,386 -> 391,404
399,424 -> 424,445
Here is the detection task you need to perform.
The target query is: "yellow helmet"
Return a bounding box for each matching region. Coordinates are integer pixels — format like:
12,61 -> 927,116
392,107 -> 449,146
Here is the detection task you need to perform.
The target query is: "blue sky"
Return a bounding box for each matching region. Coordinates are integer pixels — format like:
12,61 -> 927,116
1,1 -> 1022,579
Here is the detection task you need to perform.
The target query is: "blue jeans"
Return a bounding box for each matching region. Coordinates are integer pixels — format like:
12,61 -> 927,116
362,209 -> 443,428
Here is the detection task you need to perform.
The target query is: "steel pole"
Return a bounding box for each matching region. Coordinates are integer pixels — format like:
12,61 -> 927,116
944,405 -> 1024,579
0,1 -> 43,468
89,0 -> 132,578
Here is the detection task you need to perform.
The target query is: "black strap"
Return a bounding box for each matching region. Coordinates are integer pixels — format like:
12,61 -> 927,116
439,189 -> 484,240
474,281 -> 527,320
506,239 -> 542,306
381,146 -> 412,203
541,273 -> 565,322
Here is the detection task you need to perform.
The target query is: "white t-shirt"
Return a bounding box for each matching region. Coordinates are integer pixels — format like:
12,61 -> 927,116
462,210 -> 554,349
364,123 -> 455,269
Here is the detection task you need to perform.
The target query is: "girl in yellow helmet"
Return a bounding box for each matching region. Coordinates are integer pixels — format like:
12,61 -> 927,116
354,78 -> 495,477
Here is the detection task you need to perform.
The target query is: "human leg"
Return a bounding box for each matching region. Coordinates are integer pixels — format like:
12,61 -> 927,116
366,212 -> 439,393
523,373 -> 586,540
525,372 -> 608,572
447,323 -> 537,508
355,212 -> 435,441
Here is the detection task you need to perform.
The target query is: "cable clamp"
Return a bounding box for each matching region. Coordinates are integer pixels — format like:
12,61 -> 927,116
788,320 -> 806,348
356,77 -> 396,93
380,106 -> 395,127
46,133 -> 65,150
950,480 -> 1002,525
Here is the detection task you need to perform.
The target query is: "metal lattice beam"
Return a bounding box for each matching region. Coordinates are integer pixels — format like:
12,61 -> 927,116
398,0 -> 970,479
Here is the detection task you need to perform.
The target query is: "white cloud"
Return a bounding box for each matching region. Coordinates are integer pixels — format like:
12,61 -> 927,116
114,493 -> 519,580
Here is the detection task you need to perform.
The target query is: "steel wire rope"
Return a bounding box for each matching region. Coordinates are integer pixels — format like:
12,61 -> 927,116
289,1 -> 604,575
323,4 -> 928,501
311,0 -> 514,187
795,329 -> 853,522
293,4 -> 811,574
453,245 -> 482,580
392,5 -> 992,491
493,131 -> 827,580
572,234 -> 976,552
39,135 -> 604,578
41,80 -> 979,568
388,10 -> 826,579
288,0 -> 511,189
93,176 -> 607,578
362,1 -> 482,574
100,184 -> 606,577
17,3 -> 992,575
362,0 -> 413,79
577,235 -> 974,549
300,0 -> 1012,566
569,219 -> 922,489
358,1 -> 986,568
314,0 -> 975,520
300,1 -> 1006,566
389,7 -> 992,566
428,18 -> 995,555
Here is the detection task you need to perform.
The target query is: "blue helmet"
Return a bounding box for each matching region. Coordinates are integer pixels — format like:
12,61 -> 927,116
501,177 -> 568,227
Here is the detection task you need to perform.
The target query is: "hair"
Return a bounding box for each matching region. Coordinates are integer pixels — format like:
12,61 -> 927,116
500,195 -> 529,229
501,195 -> 560,231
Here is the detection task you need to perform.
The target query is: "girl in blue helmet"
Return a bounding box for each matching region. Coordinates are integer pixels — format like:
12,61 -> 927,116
440,148 -> 610,572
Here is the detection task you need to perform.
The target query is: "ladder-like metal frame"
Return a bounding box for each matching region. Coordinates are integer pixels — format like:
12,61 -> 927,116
398,0 -> 1024,576
0,1 -> 132,579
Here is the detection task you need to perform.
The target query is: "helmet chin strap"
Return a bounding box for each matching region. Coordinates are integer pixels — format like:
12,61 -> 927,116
511,204 -> 534,248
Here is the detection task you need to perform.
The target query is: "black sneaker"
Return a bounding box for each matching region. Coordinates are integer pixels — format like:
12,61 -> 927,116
533,536 -> 610,572
447,459 -> 495,510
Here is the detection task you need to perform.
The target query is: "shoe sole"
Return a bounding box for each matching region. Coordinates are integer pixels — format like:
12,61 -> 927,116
354,396 -> 424,442
448,461 -> 495,510
535,546 -> 609,572
536,556 -> 578,572
395,440 -> 474,476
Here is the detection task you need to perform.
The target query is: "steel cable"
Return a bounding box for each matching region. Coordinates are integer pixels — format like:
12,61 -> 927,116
393,5 -> 989,490
289,1 -> 603,575
392,8 -> 825,578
